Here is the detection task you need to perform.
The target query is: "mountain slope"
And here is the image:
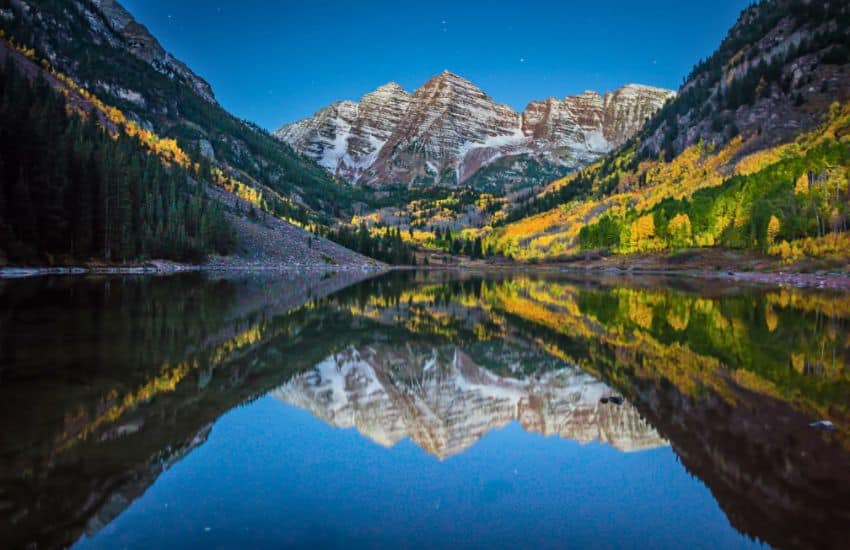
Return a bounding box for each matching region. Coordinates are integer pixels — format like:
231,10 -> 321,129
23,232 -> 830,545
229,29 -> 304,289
641,0 -> 850,160
0,0 -> 367,226
489,0 -> 850,264
0,1 -> 381,267
276,72 -> 673,190
87,0 -> 216,103
0,40 -> 233,264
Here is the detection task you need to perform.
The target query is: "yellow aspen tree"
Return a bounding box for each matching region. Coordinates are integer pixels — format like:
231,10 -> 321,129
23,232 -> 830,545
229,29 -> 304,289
767,215 -> 781,245
668,213 -> 693,248
629,214 -> 656,251
794,173 -> 810,194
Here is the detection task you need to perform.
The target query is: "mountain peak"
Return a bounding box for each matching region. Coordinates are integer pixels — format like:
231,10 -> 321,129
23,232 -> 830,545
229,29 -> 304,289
278,71 -> 672,187
369,81 -> 409,98
619,83 -> 659,91
427,69 -> 474,87
375,81 -> 405,91
611,83 -> 675,98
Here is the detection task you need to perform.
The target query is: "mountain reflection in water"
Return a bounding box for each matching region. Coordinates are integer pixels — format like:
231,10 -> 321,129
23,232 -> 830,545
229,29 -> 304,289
274,347 -> 665,458
1,270 -> 849,549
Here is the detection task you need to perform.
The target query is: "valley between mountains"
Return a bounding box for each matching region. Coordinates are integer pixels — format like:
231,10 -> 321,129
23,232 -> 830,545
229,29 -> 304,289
1,0 -> 849,277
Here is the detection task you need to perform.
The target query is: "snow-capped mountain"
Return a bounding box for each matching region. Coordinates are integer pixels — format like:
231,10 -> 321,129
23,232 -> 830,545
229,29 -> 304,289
276,82 -> 412,183
275,71 -> 674,187
273,345 -> 666,458
521,84 -> 676,165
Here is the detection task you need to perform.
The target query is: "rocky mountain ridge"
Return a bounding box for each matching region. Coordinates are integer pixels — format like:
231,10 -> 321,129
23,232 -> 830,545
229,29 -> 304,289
276,71 -> 674,188
86,0 -> 216,103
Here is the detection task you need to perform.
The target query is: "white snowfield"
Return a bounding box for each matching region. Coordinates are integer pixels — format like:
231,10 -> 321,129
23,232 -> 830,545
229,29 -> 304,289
275,72 -> 674,186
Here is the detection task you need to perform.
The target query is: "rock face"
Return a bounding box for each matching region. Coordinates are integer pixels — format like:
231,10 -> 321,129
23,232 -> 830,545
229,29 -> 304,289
276,72 -> 674,186
273,345 -> 666,458
522,85 -> 676,165
86,0 -> 216,103
276,83 -> 412,182
367,71 -> 525,186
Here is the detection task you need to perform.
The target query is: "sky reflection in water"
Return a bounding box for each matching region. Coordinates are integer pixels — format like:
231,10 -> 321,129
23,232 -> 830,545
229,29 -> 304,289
77,397 -> 754,550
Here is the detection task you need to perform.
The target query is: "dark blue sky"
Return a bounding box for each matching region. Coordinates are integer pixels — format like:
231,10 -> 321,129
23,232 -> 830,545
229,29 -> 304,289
121,1 -> 752,130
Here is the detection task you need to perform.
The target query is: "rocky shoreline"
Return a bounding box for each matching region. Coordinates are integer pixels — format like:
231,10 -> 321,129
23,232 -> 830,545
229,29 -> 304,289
545,265 -> 850,290
704,269 -> 850,290
0,260 -> 387,279
4,258 -> 850,291
494,248 -> 850,290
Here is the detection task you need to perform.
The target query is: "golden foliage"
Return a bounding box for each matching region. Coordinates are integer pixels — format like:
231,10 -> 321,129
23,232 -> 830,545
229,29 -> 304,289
768,233 -> 850,263
795,172 -> 811,194
490,101 -> 850,261
735,142 -> 795,176
3,37 -> 293,223
765,305 -> 779,332
627,214 -> 662,252
767,215 -> 781,245
669,213 -> 693,248
489,135 -> 747,259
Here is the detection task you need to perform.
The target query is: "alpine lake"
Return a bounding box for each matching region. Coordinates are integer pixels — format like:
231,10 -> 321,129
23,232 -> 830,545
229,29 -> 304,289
1,269 -> 848,549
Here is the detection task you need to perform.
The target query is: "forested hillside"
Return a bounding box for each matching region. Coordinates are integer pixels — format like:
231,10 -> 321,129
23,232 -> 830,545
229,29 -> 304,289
0,44 -> 233,263
578,105 -> 850,260
0,0 -> 410,266
487,0 -> 850,266
0,0 -> 357,226
0,34 -> 380,267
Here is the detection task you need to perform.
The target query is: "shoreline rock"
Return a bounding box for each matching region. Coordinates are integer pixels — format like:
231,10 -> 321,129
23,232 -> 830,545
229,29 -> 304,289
0,261 -> 387,279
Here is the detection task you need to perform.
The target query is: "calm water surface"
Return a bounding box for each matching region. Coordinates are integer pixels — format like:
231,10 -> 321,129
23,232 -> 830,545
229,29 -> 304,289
1,270 -> 848,549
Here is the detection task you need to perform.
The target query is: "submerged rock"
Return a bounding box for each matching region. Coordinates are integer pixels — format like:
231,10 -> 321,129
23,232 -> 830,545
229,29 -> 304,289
809,420 -> 837,432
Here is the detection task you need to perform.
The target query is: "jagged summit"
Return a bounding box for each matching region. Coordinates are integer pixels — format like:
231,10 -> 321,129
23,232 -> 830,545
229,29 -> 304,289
374,81 -> 407,94
276,78 -> 414,181
276,72 -> 674,187
429,69 -> 474,84
421,70 -> 481,95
